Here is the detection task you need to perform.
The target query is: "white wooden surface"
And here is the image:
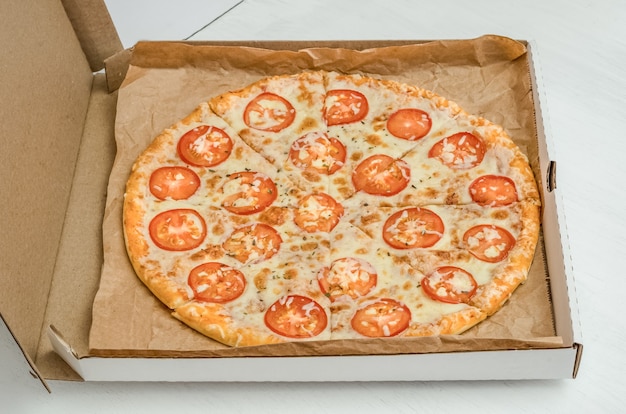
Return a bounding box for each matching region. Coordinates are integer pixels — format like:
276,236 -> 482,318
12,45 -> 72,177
2,0 -> 625,411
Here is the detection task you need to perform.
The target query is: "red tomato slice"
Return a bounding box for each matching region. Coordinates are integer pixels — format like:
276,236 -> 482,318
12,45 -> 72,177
294,193 -> 344,233
428,132 -> 486,169
222,223 -> 282,264
149,166 -> 200,200
188,262 -> 246,303
288,131 -> 346,175
386,108 -> 432,140
463,224 -> 516,263
317,257 -> 377,302
323,89 -> 369,126
220,172 -> 277,215
264,295 -> 328,339
469,175 -> 518,206
382,207 -> 444,249
177,125 -> 233,167
351,298 -> 411,337
148,209 -> 206,251
243,92 -> 296,132
352,154 -> 411,196
421,266 -> 478,304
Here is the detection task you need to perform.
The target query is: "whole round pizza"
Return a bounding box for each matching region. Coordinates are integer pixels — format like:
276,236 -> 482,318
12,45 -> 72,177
123,71 -> 541,347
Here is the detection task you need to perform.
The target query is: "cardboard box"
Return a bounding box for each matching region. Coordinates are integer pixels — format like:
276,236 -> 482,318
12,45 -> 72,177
0,0 -> 582,389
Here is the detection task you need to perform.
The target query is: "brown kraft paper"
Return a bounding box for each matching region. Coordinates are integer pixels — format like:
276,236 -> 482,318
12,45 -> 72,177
89,35 -> 559,357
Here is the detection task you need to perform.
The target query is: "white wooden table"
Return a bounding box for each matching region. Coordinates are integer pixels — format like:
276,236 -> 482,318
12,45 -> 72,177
2,0 -> 624,411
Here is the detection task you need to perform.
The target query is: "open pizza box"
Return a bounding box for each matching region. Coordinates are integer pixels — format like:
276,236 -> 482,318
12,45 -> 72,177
0,0 -> 583,390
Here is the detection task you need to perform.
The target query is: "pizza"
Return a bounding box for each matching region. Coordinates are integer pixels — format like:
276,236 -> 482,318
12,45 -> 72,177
122,70 -> 541,347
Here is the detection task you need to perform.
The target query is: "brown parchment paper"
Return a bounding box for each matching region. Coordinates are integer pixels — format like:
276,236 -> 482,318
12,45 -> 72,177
89,35 -> 559,357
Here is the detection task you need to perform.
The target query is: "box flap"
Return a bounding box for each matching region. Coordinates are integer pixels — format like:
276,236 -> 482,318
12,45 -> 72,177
0,0 -> 94,371
35,75 -> 118,381
61,0 -> 123,71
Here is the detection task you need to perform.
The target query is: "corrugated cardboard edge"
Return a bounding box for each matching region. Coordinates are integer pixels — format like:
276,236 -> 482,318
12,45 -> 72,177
47,325 -> 85,381
60,0 -> 123,72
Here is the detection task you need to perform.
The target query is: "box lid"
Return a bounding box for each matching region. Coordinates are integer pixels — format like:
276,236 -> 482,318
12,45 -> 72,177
0,0 -> 121,387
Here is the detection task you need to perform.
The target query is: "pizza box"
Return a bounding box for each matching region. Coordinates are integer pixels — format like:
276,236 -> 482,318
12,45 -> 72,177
0,0 -> 583,390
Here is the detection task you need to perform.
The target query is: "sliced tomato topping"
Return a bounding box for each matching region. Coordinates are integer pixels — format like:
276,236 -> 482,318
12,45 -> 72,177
177,125 -> 233,167
429,132 -> 485,169
148,209 -> 206,251
352,154 -> 411,196
294,193 -> 344,233
188,262 -> 246,303
351,298 -> 411,337
222,223 -> 282,264
383,207 -> 444,249
421,266 -> 478,304
288,131 -> 346,175
386,108 -> 432,141
220,171 -> 277,215
323,89 -> 369,126
469,175 -> 518,206
264,295 -> 328,339
149,166 -> 200,200
463,224 -> 516,263
243,92 -> 295,132
317,257 -> 377,302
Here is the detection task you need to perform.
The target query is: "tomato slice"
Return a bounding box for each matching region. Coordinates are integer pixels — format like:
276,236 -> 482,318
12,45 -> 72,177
177,125 -> 233,167
421,266 -> 478,304
149,166 -> 200,200
463,224 -> 516,263
264,295 -> 328,339
220,172 -> 277,215
288,131 -> 346,175
294,193 -> 344,233
222,223 -> 282,264
469,175 -> 518,206
318,257 -> 377,302
188,262 -> 246,303
148,209 -> 206,251
382,207 -> 444,249
243,92 -> 296,132
351,298 -> 411,337
386,108 -> 432,141
428,132 -> 485,169
323,89 -> 369,126
352,154 -> 411,196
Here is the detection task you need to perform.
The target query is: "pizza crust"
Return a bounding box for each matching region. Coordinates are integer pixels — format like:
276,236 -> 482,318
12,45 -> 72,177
173,302 -> 285,347
469,200 -> 541,315
404,306 -> 487,336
